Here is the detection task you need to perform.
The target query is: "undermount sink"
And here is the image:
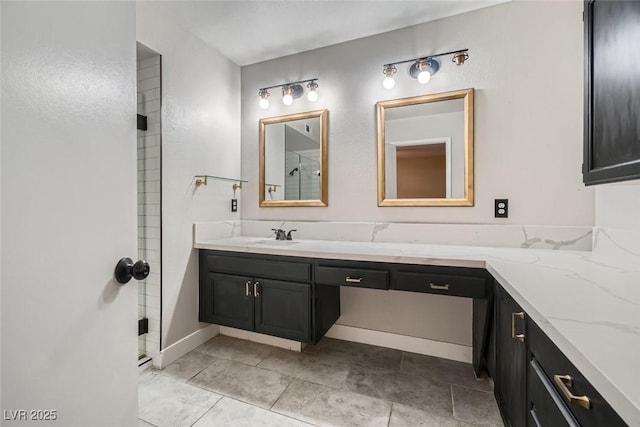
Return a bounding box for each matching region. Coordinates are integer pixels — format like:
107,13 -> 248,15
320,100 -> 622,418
252,239 -> 300,246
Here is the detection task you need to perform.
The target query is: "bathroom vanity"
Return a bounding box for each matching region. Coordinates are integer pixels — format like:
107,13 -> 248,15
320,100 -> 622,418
196,237 -> 638,426
199,248 -> 492,375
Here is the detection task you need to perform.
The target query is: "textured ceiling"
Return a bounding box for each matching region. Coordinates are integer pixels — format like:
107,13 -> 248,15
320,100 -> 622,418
147,1 -> 509,66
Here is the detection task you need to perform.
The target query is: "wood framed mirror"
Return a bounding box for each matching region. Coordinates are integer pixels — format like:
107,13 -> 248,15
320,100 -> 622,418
376,88 -> 474,206
259,109 -> 328,207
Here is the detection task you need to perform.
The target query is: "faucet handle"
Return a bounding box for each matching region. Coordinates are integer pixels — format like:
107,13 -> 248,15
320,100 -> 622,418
272,228 -> 286,240
286,229 -> 297,240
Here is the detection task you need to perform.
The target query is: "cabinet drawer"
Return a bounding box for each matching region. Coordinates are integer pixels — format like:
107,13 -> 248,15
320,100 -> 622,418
394,271 -> 486,298
315,265 -> 389,289
202,252 -> 311,283
529,321 -> 627,427
528,358 -> 579,427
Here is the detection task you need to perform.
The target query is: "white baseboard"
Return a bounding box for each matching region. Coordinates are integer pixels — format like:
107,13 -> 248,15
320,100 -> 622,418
219,326 -> 303,352
325,324 -> 472,363
154,324 -> 220,368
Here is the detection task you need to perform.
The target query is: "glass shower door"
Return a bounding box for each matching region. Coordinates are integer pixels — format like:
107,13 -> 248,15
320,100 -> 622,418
136,43 -> 162,364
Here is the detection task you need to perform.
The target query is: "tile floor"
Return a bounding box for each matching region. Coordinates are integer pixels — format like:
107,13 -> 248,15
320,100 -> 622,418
139,335 -> 504,427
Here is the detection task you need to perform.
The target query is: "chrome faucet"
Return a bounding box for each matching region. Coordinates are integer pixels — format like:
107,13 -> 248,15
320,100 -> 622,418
272,228 -> 287,240
286,229 -> 297,240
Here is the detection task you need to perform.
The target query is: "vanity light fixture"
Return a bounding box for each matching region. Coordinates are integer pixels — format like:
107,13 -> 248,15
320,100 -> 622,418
411,58 -> 440,84
382,49 -> 469,89
257,78 -> 319,109
306,80 -> 319,102
452,50 -> 469,66
382,64 -> 397,89
282,85 -> 294,105
258,89 -> 270,109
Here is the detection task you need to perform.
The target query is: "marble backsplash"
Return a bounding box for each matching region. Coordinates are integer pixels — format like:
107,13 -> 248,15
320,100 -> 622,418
592,227 -> 640,264
195,220 -> 593,251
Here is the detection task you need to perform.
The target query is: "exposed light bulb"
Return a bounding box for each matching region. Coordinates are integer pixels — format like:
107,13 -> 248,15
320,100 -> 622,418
282,86 -> 294,105
258,89 -> 270,109
417,70 -> 431,84
383,76 -> 395,89
306,81 -> 319,102
307,89 -> 318,102
382,64 -> 397,90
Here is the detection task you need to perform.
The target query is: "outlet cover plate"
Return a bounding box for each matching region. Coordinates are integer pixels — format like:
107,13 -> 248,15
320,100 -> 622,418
495,199 -> 508,218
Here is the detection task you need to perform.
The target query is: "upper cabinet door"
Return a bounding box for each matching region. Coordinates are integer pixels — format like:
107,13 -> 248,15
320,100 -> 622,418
583,0 -> 640,185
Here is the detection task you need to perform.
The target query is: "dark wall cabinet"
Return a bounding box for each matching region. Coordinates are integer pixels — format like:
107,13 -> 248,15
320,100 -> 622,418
583,0 -> 640,185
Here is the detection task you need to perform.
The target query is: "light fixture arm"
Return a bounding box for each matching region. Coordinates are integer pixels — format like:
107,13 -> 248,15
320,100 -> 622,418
383,49 -> 469,68
259,78 -> 319,92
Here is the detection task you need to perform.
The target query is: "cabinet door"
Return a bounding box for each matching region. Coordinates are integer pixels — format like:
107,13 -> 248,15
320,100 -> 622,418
495,285 -> 527,427
583,0 -> 640,185
200,272 -> 254,331
255,279 -> 311,342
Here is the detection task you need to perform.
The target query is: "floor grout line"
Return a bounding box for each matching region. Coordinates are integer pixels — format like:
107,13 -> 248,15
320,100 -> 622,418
269,376 -> 295,411
138,418 -> 159,427
450,383 -> 458,421
188,394 -> 223,427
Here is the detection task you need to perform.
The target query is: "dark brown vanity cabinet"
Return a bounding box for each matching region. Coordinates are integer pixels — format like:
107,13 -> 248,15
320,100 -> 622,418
494,285 -> 527,427
199,250 -> 340,344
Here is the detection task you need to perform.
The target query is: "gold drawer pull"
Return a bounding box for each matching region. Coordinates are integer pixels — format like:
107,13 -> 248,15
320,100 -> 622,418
553,375 -> 591,410
511,312 -> 525,342
254,281 -> 260,297
245,280 -> 252,297
429,283 -> 449,291
345,277 -> 363,283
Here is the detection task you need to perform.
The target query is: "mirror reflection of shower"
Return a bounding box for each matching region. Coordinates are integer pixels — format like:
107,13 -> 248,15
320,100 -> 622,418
262,112 -> 325,203
285,150 -> 320,200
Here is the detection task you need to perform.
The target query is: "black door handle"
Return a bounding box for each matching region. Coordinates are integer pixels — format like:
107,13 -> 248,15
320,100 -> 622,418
115,257 -> 150,284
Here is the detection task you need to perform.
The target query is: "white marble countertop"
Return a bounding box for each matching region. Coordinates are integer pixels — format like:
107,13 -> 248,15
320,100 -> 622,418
195,236 -> 640,424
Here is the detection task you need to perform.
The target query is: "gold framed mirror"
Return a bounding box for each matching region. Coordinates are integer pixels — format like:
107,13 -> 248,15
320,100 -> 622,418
259,109 -> 328,207
376,88 -> 474,207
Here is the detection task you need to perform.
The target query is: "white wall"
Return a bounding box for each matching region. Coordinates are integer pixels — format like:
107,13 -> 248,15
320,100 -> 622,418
240,1 -> 591,351
0,1 -> 3,410
593,179 -> 640,264
136,4 -> 241,349
595,180 -> 640,232
241,0 -> 592,225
